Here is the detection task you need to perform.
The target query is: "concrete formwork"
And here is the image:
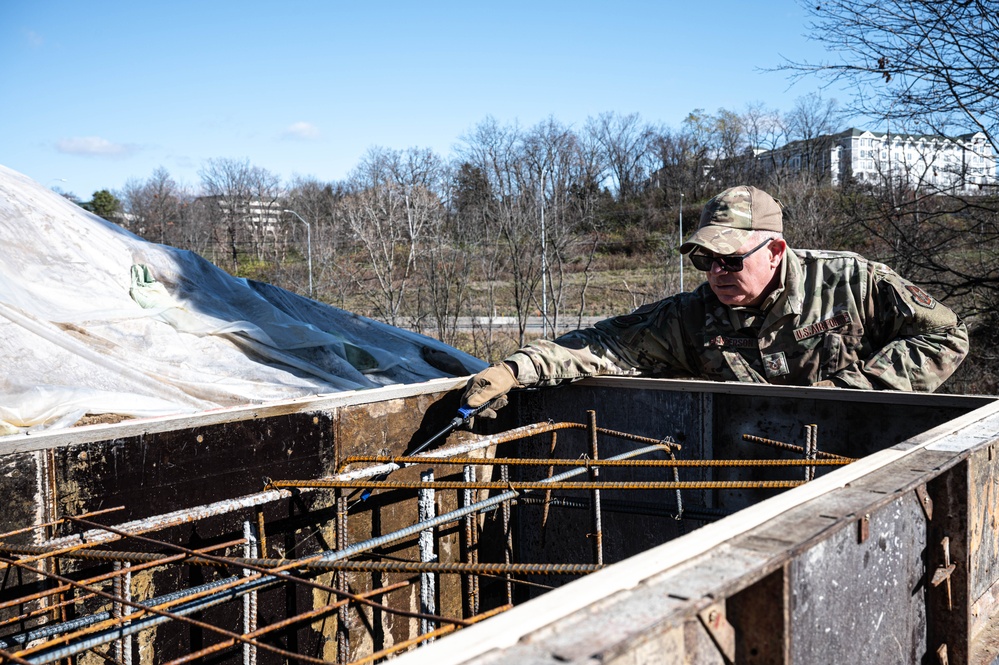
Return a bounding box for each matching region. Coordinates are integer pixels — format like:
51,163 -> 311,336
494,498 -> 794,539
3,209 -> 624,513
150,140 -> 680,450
0,377 -> 996,664
404,378 -> 999,664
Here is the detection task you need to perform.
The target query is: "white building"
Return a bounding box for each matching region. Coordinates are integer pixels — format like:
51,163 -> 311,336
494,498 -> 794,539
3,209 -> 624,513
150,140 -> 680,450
760,128 -> 997,193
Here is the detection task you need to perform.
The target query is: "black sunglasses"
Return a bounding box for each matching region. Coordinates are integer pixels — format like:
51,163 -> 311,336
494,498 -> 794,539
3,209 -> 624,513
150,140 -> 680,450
689,238 -> 773,272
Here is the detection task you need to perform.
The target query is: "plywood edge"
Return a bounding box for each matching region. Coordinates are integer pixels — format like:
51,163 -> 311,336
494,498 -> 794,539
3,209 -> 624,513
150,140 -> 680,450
0,377 -> 469,454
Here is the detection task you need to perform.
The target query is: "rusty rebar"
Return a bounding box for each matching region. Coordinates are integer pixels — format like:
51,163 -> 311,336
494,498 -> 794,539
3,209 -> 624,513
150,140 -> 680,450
161,580 -> 412,665
742,433 -> 852,461
1,514 -> 465,662
337,421 -> 682,475
336,490 -> 350,664
347,604 -> 513,665
500,464 -> 513,605
0,506 -> 124,541
0,414 -> 840,665
0,537 -> 245,641
0,541 -> 600,576
0,554 -> 327,665
339,455 -> 850,468
587,410 -> 604,567
64,514 -> 467,630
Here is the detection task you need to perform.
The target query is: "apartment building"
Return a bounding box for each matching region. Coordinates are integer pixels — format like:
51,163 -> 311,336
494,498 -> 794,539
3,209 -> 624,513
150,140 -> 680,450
758,127 -> 997,193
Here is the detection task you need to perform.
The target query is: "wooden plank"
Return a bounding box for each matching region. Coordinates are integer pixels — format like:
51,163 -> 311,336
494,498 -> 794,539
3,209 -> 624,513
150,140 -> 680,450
970,443 -> 999,616
51,412 -> 333,524
927,461 -> 971,662
0,377 -> 467,454
0,451 -> 41,537
728,564 -> 790,664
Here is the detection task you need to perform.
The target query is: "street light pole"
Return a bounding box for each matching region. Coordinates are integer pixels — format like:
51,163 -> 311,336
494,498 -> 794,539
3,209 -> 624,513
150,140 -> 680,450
541,170 -> 547,334
283,209 -> 313,298
678,193 -> 684,292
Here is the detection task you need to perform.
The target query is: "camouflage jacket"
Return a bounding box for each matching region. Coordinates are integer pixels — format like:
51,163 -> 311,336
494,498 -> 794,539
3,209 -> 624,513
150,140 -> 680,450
506,249 -> 969,392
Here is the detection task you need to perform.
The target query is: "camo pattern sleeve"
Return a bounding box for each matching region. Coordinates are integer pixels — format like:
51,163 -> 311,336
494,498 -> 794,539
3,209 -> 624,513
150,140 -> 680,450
830,261 -> 969,391
504,296 -> 701,388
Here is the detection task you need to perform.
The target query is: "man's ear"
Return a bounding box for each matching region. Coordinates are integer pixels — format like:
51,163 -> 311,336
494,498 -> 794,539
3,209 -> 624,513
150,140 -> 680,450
769,239 -> 787,267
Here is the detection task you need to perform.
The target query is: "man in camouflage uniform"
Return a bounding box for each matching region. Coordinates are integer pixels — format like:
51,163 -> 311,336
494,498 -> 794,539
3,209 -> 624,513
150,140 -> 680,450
464,185 -> 969,413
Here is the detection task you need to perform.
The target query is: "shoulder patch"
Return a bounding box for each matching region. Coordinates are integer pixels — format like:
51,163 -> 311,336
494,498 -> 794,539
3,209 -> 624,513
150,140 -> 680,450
905,285 -> 936,309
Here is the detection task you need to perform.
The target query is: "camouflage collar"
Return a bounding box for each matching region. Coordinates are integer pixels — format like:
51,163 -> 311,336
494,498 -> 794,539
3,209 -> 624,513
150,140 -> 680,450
779,250 -> 804,315
757,250 -> 802,333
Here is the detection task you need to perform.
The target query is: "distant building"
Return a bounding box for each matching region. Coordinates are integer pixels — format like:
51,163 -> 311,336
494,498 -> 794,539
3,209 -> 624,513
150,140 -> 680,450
192,195 -> 286,242
756,128 -> 997,193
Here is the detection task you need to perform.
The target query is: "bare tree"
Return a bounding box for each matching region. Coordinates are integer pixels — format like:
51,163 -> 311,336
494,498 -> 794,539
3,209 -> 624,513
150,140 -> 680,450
198,158 -> 281,273
778,93 -> 843,187
457,118 -> 544,345
121,167 -> 181,245
740,102 -> 789,186
420,161 -> 475,346
342,147 -> 446,326
585,112 -> 654,201
783,0 -> 999,155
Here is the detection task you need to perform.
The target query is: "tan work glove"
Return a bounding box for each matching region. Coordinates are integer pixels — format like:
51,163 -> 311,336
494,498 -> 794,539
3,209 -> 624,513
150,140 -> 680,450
463,362 -> 520,419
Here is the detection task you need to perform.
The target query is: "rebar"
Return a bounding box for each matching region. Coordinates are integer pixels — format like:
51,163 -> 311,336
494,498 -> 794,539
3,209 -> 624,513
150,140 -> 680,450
347,604 -> 512,665
742,433 -> 852,461
500,464 -> 513,604
333,455 -> 850,468
587,410 -> 604,566
242,521 -> 258,665
161,581 -> 412,665
462,464 -> 478,617
0,415 -> 841,665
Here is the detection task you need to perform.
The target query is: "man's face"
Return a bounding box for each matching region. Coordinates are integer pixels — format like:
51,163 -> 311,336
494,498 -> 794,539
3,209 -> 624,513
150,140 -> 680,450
701,237 -> 785,307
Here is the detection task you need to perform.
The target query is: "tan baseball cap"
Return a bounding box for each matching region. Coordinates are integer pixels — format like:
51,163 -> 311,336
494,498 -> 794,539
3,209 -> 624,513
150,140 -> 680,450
680,185 -> 783,255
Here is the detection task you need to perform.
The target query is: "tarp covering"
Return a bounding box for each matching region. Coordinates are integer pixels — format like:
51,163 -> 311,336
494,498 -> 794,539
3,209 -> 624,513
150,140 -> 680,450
0,165 -> 486,434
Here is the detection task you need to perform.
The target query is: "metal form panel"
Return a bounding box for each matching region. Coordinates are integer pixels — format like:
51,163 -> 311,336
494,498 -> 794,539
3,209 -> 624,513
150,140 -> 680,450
788,493 -> 928,662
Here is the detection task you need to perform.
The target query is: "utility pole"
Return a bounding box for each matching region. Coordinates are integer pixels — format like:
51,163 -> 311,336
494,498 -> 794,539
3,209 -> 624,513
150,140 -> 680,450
541,171 -> 547,333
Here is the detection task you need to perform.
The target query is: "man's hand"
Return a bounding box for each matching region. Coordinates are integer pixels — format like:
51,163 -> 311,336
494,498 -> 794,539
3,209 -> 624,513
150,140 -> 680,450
463,363 -> 520,418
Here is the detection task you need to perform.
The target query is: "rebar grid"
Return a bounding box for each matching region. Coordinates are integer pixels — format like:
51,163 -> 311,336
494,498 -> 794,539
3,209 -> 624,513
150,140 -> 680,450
0,413 -> 846,665
341,455 -> 852,468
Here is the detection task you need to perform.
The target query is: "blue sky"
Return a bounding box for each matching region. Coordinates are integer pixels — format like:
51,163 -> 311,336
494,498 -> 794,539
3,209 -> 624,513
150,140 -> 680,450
1,1 -> 844,200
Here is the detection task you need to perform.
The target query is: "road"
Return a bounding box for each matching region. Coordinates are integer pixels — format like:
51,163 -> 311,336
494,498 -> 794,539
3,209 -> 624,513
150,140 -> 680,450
401,316 -> 606,333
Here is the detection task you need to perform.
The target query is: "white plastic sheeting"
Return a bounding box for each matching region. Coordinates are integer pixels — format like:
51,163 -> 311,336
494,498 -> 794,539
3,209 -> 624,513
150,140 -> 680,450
0,165 -> 486,434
